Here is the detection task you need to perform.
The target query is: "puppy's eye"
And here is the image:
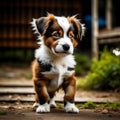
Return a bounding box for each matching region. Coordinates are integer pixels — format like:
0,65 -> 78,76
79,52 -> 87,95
53,33 -> 60,39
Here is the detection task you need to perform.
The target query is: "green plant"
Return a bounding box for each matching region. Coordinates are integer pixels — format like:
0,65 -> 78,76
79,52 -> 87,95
74,53 -> 91,76
83,101 -> 96,109
100,102 -> 120,110
111,102 -> 120,110
84,48 -> 120,90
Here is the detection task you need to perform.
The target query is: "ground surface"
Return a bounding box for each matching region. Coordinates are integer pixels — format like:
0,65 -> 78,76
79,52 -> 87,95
0,103 -> 120,120
0,64 -> 120,120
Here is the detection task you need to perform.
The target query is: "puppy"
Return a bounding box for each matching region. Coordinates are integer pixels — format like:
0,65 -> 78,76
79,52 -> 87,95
31,13 -> 85,113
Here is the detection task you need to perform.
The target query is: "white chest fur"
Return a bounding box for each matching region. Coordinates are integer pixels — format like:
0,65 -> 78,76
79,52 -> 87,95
42,61 -> 75,92
35,46 -> 76,92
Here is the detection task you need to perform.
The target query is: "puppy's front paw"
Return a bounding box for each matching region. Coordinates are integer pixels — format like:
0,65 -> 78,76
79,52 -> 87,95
36,103 -> 50,113
65,102 -> 79,113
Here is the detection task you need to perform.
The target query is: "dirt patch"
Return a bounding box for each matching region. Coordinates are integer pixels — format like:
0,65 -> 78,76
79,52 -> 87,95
0,103 -> 120,120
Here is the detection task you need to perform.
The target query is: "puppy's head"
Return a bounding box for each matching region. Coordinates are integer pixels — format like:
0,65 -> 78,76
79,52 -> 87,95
31,13 -> 85,56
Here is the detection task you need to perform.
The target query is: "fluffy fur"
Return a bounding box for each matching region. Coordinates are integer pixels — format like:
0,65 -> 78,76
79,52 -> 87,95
31,13 -> 85,113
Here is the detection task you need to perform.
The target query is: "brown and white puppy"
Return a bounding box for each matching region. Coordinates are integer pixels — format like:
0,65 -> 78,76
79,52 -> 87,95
31,13 -> 85,113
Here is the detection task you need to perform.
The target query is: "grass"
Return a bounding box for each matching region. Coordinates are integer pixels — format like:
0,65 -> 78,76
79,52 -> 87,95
56,102 -> 64,109
76,101 -> 96,109
56,101 -> 120,111
76,101 -> 120,110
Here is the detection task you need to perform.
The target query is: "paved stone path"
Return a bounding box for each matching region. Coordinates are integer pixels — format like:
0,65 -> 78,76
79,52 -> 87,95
0,79 -> 120,103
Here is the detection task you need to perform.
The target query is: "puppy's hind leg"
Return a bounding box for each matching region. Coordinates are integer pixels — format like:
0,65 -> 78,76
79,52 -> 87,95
49,92 -> 57,108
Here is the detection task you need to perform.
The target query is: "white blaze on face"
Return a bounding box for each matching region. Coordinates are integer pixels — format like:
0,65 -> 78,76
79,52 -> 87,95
54,16 -> 74,54
55,16 -> 70,34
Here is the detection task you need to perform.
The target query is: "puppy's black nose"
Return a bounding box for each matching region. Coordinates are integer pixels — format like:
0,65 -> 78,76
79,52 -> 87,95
62,44 -> 70,51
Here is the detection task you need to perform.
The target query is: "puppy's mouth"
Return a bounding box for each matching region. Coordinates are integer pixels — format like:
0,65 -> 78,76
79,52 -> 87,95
52,44 -> 73,55
55,50 -> 70,54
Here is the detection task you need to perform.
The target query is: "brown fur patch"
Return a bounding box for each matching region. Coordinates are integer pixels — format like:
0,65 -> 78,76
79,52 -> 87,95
68,30 -> 78,47
51,40 -> 59,49
63,75 -> 76,103
67,16 -> 81,40
47,13 -> 55,21
32,60 -> 51,104
43,36 -> 55,49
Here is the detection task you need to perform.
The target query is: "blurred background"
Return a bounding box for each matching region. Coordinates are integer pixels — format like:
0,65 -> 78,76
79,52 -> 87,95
0,0 -> 120,63
0,0 -> 86,64
0,0 -> 120,91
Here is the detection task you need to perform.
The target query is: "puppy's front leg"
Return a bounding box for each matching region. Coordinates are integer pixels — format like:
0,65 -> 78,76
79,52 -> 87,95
63,76 -> 79,113
34,80 -> 50,113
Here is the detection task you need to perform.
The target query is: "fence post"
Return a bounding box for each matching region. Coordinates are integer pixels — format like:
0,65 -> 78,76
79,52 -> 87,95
106,0 -> 112,30
92,0 -> 99,59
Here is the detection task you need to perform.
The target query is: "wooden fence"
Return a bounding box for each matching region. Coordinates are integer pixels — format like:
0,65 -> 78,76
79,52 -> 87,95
0,0 -> 82,49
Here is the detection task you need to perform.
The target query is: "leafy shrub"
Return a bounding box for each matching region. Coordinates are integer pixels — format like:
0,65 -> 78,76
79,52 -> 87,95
84,49 -> 120,90
74,53 -> 91,76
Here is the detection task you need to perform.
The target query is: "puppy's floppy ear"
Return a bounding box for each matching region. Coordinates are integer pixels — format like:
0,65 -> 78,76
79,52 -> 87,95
31,17 -> 47,35
68,16 -> 85,40
31,14 -> 55,36
35,17 -> 48,35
